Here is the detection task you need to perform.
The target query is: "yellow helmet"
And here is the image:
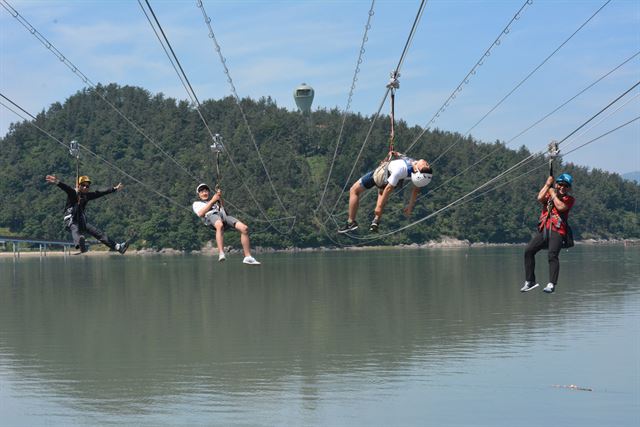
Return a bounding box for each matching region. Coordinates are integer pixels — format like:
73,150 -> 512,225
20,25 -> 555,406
78,175 -> 91,185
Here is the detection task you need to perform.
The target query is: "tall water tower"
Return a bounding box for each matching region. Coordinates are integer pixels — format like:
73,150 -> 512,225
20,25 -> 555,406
293,83 -> 314,115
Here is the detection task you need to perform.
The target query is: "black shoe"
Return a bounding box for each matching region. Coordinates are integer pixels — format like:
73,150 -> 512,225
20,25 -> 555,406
116,241 -> 129,255
337,221 -> 358,234
79,236 -> 88,253
369,221 -> 379,233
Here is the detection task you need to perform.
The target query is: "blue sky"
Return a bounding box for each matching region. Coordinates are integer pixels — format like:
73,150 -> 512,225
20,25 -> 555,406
1,0 -> 638,174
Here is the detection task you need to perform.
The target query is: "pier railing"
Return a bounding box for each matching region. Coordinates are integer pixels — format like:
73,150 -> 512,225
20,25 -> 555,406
0,236 -> 76,258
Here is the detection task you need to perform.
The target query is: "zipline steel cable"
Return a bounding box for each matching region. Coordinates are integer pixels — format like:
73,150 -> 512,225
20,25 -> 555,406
0,93 -> 192,212
348,80 -> 640,242
404,0 -> 535,153
420,0 -> 612,162
315,0 -> 376,214
323,0 -> 535,228
455,115 -> 640,212
194,0 -> 293,223
415,51 -> 640,204
335,0 -> 617,229
324,0 -> 428,221
138,0 -> 295,232
0,0 -> 202,183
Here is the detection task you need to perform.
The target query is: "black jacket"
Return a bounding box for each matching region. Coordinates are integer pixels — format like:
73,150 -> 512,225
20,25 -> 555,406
57,181 -> 116,224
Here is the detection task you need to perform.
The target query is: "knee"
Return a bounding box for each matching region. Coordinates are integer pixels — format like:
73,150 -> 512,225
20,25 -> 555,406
237,223 -> 249,234
350,181 -> 362,196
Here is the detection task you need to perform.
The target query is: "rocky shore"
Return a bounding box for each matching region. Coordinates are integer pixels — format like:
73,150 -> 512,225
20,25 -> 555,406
2,237 -> 638,258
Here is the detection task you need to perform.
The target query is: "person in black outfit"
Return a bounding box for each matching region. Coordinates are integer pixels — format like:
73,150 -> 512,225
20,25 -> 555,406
46,174 -> 128,254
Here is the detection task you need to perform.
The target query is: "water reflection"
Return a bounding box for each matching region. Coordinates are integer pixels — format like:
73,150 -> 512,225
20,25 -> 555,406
0,246 -> 638,422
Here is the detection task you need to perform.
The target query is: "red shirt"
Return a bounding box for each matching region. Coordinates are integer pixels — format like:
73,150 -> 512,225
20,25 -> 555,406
538,193 -> 575,236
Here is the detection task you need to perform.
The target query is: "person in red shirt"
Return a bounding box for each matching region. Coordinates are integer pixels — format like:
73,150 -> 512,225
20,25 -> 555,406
521,173 -> 575,294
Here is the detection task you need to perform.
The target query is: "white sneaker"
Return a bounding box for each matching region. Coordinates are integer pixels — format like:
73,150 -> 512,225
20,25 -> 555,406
543,283 -> 555,293
218,252 -> 226,262
520,281 -> 539,292
242,256 -> 261,265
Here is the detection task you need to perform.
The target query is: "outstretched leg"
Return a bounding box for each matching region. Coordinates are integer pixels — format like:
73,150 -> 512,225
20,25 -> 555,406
85,222 -> 117,251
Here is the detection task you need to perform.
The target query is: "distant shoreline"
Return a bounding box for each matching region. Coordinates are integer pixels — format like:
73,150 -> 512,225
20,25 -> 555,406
1,237 -> 638,258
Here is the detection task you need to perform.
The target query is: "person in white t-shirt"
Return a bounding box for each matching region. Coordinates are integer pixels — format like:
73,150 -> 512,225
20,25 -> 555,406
192,183 -> 260,265
337,153 -> 432,233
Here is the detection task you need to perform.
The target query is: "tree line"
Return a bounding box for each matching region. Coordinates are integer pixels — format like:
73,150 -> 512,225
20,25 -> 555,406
1,84 -> 638,250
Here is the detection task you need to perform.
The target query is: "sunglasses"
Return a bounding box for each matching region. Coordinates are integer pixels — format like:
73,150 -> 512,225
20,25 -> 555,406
79,183 -> 91,188
556,182 -> 569,188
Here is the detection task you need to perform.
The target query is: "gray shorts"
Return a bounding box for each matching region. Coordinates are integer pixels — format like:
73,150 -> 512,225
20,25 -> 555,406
204,211 -> 239,231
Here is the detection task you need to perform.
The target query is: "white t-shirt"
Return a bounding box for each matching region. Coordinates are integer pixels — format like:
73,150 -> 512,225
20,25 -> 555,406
192,200 -> 220,216
386,158 -> 413,187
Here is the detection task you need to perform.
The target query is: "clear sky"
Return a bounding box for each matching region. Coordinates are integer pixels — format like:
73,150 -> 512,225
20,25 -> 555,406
1,0 -> 638,174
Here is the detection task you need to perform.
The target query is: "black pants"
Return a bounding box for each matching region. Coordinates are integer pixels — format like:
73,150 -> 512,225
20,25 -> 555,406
524,229 -> 563,286
69,222 -> 117,250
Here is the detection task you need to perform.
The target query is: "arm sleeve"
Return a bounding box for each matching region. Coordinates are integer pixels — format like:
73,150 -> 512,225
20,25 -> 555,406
193,201 -> 207,215
386,161 -> 406,187
86,187 -> 117,201
56,181 -> 77,198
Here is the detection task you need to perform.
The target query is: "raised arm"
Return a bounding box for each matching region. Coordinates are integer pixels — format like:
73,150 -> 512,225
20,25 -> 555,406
537,176 -> 555,205
86,182 -> 122,201
46,175 -> 76,197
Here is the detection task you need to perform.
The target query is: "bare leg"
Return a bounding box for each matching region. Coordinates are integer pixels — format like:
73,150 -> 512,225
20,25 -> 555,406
214,221 -> 225,254
348,180 -> 366,222
235,221 -> 251,257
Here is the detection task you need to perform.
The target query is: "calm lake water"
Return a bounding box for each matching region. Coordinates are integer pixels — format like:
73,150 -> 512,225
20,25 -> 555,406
0,246 -> 638,426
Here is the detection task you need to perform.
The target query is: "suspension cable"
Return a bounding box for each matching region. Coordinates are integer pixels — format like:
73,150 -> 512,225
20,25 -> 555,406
0,93 -> 192,212
405,0 -> 534,153
324,0 -> 429,221
324,0 -> 534,225
0,0 -> 204,182
138,0 -> 292,233
315,0 -> 376,213
428,0 -> 612,163
419,52 -> 640,200
346,81 -> 639,242
194,0 -> 293,221
401,83 -> 640,227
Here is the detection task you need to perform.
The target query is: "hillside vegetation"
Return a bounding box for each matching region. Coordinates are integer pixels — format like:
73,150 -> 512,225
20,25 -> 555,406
1,85 -> 638,250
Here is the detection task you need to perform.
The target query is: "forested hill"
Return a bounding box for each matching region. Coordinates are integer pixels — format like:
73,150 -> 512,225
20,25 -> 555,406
1,84 -> 638,250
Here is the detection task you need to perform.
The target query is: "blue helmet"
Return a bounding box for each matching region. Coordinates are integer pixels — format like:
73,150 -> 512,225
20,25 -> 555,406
556,173 -> 573,187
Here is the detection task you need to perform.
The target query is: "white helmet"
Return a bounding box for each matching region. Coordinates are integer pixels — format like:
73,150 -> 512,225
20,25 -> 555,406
411,172 -> 432,188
